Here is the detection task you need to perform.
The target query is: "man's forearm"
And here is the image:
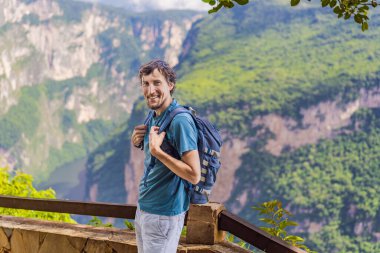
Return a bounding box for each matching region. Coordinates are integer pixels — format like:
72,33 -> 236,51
154,150 -> 200,184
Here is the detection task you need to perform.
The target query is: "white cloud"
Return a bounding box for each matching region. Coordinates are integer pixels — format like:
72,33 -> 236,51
78,0 -> 209,12
139,0 -> 209,10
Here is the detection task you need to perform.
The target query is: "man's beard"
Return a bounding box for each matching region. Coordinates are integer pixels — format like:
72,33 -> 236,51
146,98 -> 164,110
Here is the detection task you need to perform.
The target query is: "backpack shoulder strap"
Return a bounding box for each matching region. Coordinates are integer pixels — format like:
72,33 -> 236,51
144,110 -> 155,126
138,110 -> 155,150
158,106 -> 193,133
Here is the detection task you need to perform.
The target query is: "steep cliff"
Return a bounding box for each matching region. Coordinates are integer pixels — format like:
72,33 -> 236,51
2,0 -> 379,251
84,1 -> 380,252
0,0 -> 202,193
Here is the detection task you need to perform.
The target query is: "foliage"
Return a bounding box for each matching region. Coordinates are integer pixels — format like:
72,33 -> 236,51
223,200 -> 316,253
55,0 -> 91,23
203,0 -> 378,30
0,168 -> 75,223
61,109 -> 77,134
225,233 -> 251,251
87,216 -> 113,227
308,221 -> 380,253
46,142 -> 86,180
84,99 -> 149,204
21,14 -> 40,25
44,76 -> 88,100
79,119 -> 115,149
85,124 -> 130,203
0,86 -> 41,149
253,200 -> 317,253
229,108 -> 380,252
87,217 -> 135,230
177,0 -> 380,136
203,0 -> 249,13
124,219 -> 135,230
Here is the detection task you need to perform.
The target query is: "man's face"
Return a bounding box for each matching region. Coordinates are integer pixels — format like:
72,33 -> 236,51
141,68 -> 174,115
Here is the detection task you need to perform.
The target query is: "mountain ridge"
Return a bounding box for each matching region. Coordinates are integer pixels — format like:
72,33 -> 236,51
84,1 -> 380,251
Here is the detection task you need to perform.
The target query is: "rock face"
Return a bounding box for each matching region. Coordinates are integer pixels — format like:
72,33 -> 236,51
124,142 -> 145,204
121,87 -> 380,208
254,87 -> 380,156
0,0 -> 202,186
123,137 -> 248,205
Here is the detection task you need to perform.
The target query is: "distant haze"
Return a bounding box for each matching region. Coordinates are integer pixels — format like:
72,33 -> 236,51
78,0 -> 209,12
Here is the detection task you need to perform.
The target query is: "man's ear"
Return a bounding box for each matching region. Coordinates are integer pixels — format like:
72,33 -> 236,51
168,82 -> 174,91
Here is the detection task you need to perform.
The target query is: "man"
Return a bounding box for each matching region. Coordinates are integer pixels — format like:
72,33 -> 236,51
131,59 -> 201,253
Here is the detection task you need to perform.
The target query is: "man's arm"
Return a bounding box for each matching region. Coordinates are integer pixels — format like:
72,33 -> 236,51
149,126 -> 201,184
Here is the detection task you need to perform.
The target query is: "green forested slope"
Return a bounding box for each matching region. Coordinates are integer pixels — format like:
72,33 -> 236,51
176,2 -> 380,134
173,2 -> 380,252
0,0 -> 201,194
229,108 -> 380,252
84,99 -> 148,203
81,1 -> 380,252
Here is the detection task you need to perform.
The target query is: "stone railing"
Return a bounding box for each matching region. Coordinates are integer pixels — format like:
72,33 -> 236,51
0,195 -> 306,253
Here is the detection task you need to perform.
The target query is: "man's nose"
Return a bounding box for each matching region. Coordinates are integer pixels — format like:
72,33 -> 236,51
147,84 -> 156,94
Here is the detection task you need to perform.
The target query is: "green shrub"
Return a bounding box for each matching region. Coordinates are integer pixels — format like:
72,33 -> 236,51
0,167 -> 75,223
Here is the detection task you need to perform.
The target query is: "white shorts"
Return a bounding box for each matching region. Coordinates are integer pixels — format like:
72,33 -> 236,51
135,208 -> 185,253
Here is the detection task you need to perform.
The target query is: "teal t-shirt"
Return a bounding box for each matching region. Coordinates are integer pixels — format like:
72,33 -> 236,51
138,100 -> 198,216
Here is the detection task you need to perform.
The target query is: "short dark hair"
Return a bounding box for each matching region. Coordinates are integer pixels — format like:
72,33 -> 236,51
138,59 -> 176,95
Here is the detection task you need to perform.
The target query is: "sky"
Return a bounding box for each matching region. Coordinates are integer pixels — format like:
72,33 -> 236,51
78,0 -> 210,12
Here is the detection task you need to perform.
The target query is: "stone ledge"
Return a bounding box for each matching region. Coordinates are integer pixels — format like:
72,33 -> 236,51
0,215 -> 250,253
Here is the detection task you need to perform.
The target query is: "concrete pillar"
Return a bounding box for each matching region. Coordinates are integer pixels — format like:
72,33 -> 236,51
186,202 -> 226,245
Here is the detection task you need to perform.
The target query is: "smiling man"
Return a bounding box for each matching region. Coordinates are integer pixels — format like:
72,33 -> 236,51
131,59 -> 200,253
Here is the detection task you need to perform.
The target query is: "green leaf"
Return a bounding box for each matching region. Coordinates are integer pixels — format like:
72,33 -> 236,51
362,22 -> 369,31
284,235 -> 305,242
372,1 -> 378,7
354,14 -> 363,23
223,1 -> 235,8
298,244 -> 311,251
124,220 -> 135,230
273,209 -> 283,218
358,14 -> 369,20
234,0 -> 249,5
322,0 -> 330,7
226,233 -> 235,242
252,205 -> 272,214
344,12 -> 351,19
279,220 -> 289,229
260,227 -> 275,236
259,218 -> 277,225
238,241 -> 247,248
278,229 -> 287,238
285,220 -> 299,226
333,6 -> 341,14
209,0 -> 216,5
291,0 -> 301,6
329,0 -> 337,7
359,5 -> 370,11
275,229 -> 287,238
208,2 -> 223,13
267,200 -> 279,209
252,206 -> 265,211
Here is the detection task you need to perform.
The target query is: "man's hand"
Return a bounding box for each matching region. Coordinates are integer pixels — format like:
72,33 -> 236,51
132,125 -> 147,148
149,126 -> 166,157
